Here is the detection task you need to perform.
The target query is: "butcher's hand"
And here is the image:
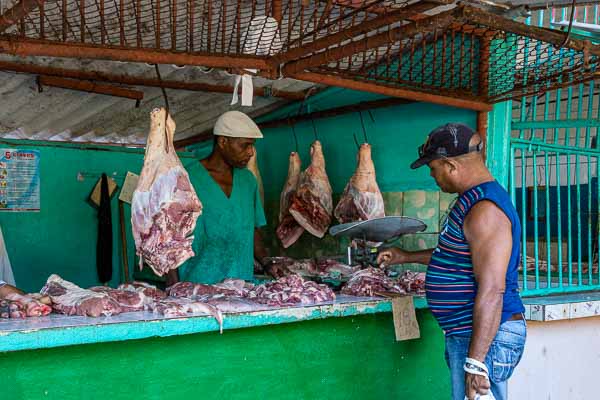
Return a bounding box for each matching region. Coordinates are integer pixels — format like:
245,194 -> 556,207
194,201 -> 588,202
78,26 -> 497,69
376,247 -> 411,267
465,372 -> 491,400
263,262 -> 290,279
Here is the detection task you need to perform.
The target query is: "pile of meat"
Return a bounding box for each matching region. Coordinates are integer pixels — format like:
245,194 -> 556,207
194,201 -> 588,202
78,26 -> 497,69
276,152 -> 305,248
334,143 -> 385,223
131,108 -> 202,277
288,141 -> 333,238
341,268 -> 426,297
0,293 -> 52,319
167,279 -> 253,298
248,274 -> 335,306
264,257 -> 358,280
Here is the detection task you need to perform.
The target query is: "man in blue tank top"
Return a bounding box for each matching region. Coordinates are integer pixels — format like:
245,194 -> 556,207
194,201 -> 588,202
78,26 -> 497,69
378,123 -> 526,400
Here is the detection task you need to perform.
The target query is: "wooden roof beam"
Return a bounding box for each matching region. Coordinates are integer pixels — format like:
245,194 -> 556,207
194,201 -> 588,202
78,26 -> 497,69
0,61 -> 306,100
0,0 -> 44,33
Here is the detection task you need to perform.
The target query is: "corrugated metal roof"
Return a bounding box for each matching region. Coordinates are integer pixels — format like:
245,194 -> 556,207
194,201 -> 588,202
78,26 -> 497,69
0,55 -> 315,145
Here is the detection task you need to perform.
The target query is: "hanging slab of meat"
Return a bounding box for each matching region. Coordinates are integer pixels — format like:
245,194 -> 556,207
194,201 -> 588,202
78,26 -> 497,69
334,143 -> 385,223
90,287 -> 147,312
4,293 -> 52,317
289,141 -> 333,238
40,274 -> 122,317
131,108 -> 202,277
248,274 -> 335,307
118,281 -> 167,301
247,150 -> 265,206
276,152 -> 305,248
341,268 -> 405,297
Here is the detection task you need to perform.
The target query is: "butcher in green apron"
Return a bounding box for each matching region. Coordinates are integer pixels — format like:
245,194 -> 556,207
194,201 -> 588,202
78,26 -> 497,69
167,111 -> 287,285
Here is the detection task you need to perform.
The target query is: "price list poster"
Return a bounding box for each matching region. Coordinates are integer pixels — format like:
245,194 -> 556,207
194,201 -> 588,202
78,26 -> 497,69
0,149 -> 40,211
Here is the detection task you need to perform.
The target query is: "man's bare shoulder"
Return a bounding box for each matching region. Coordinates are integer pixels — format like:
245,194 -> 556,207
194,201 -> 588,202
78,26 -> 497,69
464,200 -> 511,237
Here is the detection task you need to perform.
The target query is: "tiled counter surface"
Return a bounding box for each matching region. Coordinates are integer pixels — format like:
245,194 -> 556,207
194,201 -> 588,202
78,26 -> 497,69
523,292 -> 600,321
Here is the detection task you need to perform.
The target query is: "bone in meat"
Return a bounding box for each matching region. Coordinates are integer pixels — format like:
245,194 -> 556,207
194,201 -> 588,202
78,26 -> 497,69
289,141 -> 333,238
4,293 -> 52,317
341,267 -> 405,297
131,108 -> 202,276
334,143 -> 385,223
40,274 -> 122,317
248,274 -> 335,307
90,286 -> 147,312
276,152 -> 305,248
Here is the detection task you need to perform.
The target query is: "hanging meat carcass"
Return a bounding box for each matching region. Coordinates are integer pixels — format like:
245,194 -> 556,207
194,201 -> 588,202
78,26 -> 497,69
247,150 -> 265,206
276,152 -> 305,248
289,141 -> 333,238
131,108 -> 202,276
334,143 -> 385,223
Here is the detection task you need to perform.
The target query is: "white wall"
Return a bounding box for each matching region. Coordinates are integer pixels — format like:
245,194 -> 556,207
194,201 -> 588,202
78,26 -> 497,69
510,317 -> 600,399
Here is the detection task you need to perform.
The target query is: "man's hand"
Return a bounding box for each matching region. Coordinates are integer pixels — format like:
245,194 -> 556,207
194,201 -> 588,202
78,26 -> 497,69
376,247 -> 411,266
465,372 -> 491,400
263,261 -> 290,279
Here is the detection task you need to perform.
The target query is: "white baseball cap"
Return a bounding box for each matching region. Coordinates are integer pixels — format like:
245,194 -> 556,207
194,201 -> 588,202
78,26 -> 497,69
214,111 -> 263,139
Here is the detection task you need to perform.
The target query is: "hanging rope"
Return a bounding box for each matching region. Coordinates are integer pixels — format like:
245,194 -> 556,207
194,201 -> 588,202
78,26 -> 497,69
353,132 -> 360,150
358,110 -> 369,143
288,116 -> 299,153
154,64 -> 170,153
310,114 -> 318,141
558,0 -> 577,49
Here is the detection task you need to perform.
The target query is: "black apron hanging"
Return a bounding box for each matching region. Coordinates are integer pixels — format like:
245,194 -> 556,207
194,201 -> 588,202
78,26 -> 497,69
97,173 -> 113,283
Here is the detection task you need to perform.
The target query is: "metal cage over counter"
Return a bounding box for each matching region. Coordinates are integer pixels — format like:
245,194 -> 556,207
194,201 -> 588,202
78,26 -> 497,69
2,0 -> 600,108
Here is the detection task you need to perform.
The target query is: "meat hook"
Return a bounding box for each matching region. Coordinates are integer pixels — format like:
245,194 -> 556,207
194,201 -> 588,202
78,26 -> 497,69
154,64 -> 170,153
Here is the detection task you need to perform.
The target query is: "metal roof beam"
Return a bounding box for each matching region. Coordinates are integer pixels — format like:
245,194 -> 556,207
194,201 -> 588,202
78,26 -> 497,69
0,38 -> 273,69
37,75 -> 145,101
0,61 -> 306,100
289,71 -> 493,111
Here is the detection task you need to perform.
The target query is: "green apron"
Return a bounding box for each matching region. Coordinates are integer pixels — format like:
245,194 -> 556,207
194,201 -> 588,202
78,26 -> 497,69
178,161 -> 266,284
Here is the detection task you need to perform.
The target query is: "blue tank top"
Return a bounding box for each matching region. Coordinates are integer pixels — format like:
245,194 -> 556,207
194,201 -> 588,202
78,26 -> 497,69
425,181 -> 525,336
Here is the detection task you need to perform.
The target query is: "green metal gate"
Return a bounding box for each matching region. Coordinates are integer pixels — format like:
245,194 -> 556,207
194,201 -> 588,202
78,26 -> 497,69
510,6 -> 600,296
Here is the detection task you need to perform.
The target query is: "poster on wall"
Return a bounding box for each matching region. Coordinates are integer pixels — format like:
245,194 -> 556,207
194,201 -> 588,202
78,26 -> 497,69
0,149 -> 40,212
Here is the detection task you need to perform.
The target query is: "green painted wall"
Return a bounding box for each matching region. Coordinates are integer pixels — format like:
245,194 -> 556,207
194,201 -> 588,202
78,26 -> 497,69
0,140 -> 195,293
0,310 -> 450,400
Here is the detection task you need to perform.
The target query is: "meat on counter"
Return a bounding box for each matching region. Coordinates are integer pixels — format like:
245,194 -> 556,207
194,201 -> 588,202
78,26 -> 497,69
248,274 -> 335,307
131,108 -> 202,277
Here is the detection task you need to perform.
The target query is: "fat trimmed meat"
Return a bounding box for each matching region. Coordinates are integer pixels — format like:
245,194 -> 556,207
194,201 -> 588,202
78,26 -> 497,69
131,108 -> 202,277
276,152 -> 305,248
289,141 -> 333,238
334,143 -> 385,223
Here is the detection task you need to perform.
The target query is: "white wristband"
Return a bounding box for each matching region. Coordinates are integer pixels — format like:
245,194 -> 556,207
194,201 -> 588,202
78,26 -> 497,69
464,357 -> 489,377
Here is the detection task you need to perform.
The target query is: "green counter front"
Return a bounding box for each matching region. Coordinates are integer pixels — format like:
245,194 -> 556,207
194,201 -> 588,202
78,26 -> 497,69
0,298 -> 450,400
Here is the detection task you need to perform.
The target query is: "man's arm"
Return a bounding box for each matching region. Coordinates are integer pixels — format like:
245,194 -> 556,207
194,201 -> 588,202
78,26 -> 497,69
377,247 -> 434,266
463,201 -> 512,397
0,282 -> 24,298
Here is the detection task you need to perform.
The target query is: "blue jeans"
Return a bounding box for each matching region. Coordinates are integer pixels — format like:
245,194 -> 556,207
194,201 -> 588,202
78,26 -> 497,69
444,319 -> 526,400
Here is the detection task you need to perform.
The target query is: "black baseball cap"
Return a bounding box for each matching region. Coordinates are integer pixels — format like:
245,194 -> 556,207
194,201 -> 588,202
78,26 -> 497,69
410,123 -> 482,169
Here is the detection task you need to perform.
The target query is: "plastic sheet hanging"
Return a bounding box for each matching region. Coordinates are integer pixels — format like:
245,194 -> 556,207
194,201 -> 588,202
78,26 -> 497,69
231,16 -> 283,107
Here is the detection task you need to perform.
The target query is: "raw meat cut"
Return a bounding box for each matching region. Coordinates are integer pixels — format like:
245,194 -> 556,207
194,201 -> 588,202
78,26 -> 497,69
289,141 -> 333,238
118,281 -> 167,301
40,274 -> 122,317
248,274 -> 335,306
334,144 -> 385,223
205,296 -> 266,313
131,108 -> 202,277
167,279 -> 254,298
341,267 -> 405,297
4,293 -> 52,317
263,257 -> 357,280
0,299 -> 26,318
147,297 -> 224,333
90,287 -> 147,312
247,150 -> 265,206
398,271 -> 426,295
276,152 -> 305,248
